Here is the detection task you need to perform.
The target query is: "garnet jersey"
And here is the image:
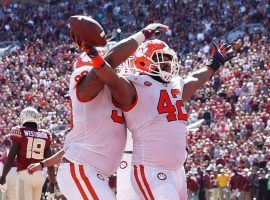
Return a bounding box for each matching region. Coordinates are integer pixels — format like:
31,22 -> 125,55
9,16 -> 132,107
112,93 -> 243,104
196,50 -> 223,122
124,75 -> 188,170
63,65 -> 127,177
10,127 -> 52,171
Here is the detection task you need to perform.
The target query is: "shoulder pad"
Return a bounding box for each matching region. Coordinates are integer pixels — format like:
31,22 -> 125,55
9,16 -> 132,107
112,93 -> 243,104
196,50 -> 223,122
10,126 -> 22,136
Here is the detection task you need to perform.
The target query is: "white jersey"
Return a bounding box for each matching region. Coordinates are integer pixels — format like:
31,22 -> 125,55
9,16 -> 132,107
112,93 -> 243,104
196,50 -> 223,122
124,75 -> 188,170
64,65 -> 127,177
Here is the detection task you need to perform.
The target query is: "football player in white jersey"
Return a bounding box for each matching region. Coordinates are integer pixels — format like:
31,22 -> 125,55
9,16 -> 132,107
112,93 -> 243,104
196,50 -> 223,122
77,32 -> 233,199
43,22 -> 169,200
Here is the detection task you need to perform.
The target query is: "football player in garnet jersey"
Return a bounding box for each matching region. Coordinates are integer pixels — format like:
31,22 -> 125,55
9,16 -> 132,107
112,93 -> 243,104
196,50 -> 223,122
0,135 -> 17,200
0,107 -> 56,200
51,23 -> 168,200
76,32 -> 234,199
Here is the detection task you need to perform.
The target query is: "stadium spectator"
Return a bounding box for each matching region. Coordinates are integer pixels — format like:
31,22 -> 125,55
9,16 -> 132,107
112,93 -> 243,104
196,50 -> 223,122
217,168 -> 230,200
187,172 -> 199,200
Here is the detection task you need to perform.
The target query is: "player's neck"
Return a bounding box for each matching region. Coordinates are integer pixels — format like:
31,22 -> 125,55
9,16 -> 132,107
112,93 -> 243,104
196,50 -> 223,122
150,75 -> 169,84
23,122 -> 38,129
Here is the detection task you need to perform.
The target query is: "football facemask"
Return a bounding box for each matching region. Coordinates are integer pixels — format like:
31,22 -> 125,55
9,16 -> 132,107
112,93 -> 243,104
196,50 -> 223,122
134,39 -> 180,82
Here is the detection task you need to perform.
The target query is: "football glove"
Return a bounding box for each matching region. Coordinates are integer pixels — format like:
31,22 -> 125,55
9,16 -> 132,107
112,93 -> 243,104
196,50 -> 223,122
0,183 -> 7,193
70,31 -> 99,57
45,183 -> 55,200
70,30 -> 104,68
142,23 -> 169,40
45,192 -> 55,200
206,42 -> 234,72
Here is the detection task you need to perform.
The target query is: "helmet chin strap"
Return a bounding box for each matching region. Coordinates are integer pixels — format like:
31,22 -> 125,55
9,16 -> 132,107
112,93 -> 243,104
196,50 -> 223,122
149,68 -> 172,83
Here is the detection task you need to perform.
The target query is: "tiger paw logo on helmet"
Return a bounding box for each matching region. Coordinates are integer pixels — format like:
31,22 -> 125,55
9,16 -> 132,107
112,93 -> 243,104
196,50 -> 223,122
134,39 -> 180,82
135,42 -> 149,58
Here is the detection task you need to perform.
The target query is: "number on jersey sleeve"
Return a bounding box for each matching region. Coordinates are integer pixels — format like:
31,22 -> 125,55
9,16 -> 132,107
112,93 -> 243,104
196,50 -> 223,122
157,89 -> 188,122
26,137 -> 46,159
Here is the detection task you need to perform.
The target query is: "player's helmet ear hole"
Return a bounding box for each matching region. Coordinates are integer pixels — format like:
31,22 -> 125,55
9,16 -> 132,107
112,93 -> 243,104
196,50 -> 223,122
140,62 -> 145,66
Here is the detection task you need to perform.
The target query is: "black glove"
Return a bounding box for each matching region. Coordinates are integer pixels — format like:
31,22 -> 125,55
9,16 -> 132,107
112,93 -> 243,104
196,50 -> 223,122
206,42 -> 234,72
70,30 -> 99,58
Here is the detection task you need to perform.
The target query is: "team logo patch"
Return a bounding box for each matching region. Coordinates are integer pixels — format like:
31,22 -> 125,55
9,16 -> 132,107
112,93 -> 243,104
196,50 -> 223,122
157,172 -> 167,180
97,174 -> 105,181
120,161 -> 128,169
144,81 -> 152,87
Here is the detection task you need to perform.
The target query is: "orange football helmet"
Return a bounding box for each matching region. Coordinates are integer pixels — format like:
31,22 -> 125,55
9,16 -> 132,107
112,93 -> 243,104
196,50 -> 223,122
134,39 -> 179,82
116,56 -> 137,75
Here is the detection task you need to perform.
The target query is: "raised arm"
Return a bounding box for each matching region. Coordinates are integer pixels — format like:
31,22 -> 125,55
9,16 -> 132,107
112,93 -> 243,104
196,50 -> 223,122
75,32 -> 140,103
182,43 -> 234,101
75,23 -> 169,109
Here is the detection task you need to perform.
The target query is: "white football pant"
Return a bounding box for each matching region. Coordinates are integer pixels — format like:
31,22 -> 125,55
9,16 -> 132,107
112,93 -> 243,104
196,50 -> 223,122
16,170 -> 45,200
57,162 -> 116,200
0,166 -> 17,200
131,165 -> 188,200
116,153 -> 140,200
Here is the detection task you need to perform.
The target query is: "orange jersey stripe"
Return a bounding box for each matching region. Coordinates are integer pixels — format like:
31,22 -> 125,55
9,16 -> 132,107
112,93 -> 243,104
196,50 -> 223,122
70,163 -> 88,200
79,165 -> 99,200
134,165 -> 148,200
140,165 -> 155,200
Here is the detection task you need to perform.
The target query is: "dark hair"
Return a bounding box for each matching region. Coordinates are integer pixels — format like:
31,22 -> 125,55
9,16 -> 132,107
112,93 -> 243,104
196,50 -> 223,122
23,122 -> 38,129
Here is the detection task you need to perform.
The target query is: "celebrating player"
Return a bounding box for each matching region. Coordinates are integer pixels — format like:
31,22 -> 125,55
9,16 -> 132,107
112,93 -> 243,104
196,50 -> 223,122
54,18 -> 168,199
0,107 -> 56,200
77,30 -> 234,199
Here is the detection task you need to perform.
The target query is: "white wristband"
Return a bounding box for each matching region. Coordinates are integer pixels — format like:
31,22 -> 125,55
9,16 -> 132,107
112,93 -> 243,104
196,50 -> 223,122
130,31 -> 145,45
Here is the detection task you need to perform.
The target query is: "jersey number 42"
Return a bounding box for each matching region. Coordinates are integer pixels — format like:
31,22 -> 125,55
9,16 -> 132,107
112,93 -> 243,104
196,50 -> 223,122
157,89 -> 188,122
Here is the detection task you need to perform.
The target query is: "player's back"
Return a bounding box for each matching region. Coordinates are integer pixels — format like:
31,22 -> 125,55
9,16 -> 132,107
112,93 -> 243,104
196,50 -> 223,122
124,75 -> 188,170
10,126 -> 51,171
64,65 -> 127,176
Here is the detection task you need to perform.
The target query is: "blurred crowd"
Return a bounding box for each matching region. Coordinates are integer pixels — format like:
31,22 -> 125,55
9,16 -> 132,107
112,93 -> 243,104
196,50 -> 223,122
0,0 -> 270,199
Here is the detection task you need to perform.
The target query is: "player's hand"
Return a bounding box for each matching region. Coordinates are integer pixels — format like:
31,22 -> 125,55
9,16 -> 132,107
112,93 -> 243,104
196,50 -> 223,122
70,30 -> 99,58
142,23 -> 169,40
45,183 -> 55,200
45,192 -> 55,200
0,176 -> 7,193
206,42 -> 234,72
27,163 -> 42,174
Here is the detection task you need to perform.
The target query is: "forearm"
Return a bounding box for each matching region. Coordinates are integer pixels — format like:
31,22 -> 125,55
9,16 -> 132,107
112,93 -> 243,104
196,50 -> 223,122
43,149 -> 64,167
104,33 -> 140,69
1,160 -> 13,178
182,67 -> 213,100
43,148 -> 56,184
190,67 -> 213,85
2,141 -> 18,178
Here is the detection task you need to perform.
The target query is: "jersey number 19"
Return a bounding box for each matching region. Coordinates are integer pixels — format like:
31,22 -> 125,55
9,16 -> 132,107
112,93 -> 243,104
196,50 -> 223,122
26,137 -> 46,159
